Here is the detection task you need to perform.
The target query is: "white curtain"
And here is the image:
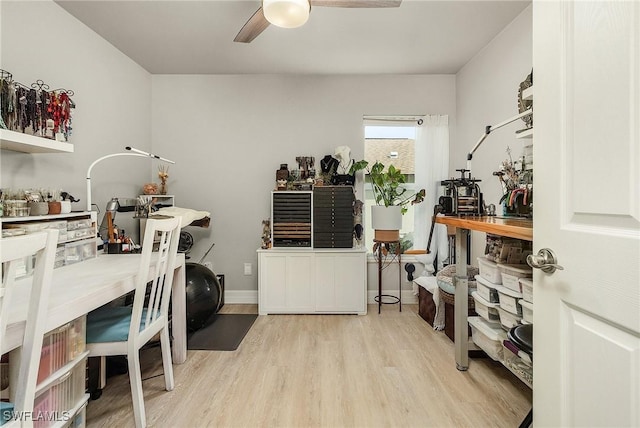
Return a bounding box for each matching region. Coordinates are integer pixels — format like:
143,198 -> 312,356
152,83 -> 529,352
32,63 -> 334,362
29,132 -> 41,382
414,115 -> 449,268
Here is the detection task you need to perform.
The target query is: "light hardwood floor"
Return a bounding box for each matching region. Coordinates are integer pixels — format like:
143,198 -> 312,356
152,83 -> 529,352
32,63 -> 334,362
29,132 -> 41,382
86,304 -> 531,427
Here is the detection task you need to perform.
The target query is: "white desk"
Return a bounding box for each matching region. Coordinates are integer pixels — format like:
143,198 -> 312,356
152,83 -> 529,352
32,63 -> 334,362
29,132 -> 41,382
3,252 -> 187,364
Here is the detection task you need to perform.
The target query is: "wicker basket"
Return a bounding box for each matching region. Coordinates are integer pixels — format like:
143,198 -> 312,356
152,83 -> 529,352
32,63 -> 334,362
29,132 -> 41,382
439,288 -> 475,309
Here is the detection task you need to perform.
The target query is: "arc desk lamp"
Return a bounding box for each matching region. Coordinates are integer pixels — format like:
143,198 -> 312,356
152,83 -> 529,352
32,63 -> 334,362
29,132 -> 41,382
86,146 -> 175,213
466,109 -> 532,172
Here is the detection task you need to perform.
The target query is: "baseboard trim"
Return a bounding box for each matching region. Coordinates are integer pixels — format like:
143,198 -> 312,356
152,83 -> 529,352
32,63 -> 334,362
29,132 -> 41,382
223,290 -> 417,305
224,290 -> 258,304
367,290 -> 418,305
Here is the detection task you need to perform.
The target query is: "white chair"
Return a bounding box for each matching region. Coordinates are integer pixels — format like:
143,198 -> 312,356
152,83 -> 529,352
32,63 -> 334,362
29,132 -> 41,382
1,229 -> 59,428
86,217 -> 181,428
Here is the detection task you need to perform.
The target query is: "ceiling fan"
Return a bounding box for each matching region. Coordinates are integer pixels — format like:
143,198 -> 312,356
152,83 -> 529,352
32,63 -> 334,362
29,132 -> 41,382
234,0 -> 402,43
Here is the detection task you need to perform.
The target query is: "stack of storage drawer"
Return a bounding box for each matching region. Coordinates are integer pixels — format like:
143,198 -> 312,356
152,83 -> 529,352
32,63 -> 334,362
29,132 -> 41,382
2,214 -> 97,272
64,219 -> 96,266
313,186 -> 353,248
471,254 -> 533,387
271,191 -> 312,247
3,317 -> 90,427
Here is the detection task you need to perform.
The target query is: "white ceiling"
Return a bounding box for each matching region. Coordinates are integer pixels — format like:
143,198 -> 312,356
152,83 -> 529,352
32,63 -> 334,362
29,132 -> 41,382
55,0 -> 530,75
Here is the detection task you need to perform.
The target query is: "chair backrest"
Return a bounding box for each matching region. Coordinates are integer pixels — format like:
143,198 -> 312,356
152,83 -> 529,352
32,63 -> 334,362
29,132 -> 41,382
1,229 -> 58,413
129,217 -> 181,343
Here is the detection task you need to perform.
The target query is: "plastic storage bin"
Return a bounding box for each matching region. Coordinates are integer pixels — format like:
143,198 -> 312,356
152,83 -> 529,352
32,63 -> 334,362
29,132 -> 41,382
497,306 -> 522,330
468,316 -> 507,361
496,263 -> 532,292
477,256 -> 502,284
519,299 -> 533,323
502,341 -> 533,387
475,275 -> 500,303
520,278 -> 533,303
495,284 -> 523,315
471,291 -> 501,325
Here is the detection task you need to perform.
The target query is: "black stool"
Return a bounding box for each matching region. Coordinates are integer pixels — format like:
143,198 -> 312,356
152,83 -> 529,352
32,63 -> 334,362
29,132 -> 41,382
508,323 -> 533,428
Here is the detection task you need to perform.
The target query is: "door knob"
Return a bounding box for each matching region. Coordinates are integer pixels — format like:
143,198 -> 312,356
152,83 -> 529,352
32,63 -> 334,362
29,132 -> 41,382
527,248 -> 564,274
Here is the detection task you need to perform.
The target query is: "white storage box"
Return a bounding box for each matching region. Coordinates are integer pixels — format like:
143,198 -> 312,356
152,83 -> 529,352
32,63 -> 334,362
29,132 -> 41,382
496,263 -> 532,292
477,256 -> 502,284
495,284 -> 523,315
471,291 -> 501,325
475,275 -> 500,303
502,342 -> 533,387
497,306 -> 522,330
519,299 -> 533,323
468,316 -> 507,361
520,278 -> 533,303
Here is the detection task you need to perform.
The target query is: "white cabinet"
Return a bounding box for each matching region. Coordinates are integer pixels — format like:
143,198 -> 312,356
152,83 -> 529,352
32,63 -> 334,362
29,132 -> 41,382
258,249 -> 367,315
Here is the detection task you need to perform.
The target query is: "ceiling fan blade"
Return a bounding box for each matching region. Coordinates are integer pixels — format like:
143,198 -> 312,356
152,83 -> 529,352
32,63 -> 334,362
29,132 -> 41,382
234,7 -> 271,43
310,0 -> 401,7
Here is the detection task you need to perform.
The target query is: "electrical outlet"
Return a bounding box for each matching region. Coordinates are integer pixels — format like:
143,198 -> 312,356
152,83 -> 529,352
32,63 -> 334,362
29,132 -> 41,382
203,261 -> 213,270
244,263 -> 252,275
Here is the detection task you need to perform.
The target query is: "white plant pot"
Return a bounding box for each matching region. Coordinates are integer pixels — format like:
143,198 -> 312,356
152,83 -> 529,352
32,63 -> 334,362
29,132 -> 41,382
371,205 -> 402,230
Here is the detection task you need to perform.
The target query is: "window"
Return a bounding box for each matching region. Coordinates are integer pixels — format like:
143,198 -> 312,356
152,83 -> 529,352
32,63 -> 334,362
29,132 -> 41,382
363,124 -> 417,252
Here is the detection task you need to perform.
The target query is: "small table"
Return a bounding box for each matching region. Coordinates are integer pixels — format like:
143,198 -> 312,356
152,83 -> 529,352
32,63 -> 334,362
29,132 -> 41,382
373,240 -> 402,314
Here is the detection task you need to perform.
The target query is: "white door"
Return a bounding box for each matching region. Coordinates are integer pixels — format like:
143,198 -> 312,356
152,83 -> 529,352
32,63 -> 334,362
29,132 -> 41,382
533,1 -> 639,427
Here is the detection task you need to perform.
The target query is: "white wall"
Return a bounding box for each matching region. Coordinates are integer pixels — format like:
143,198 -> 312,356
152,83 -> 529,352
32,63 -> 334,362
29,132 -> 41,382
454,5 -> 532,263
0,0 -> 151,236
152,74 -> 455,293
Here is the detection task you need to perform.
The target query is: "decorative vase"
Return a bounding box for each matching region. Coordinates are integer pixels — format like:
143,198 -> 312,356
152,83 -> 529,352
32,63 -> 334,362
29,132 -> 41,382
371,205 -> 402,242
60,200 -> 72,214
28,201 -> 49,216
48,201 -> 61,215
160,182 -> 167,195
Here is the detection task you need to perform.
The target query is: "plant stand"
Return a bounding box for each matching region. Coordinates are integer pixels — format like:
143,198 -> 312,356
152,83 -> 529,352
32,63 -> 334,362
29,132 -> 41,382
373,240 -> 401,314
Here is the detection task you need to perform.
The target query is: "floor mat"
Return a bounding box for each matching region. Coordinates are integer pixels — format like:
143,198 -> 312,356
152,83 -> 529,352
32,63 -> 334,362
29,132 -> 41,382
187,313 -> 258,351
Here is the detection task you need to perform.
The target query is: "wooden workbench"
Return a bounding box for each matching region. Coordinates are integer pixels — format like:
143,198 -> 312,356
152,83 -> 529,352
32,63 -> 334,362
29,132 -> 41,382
434,215 -> 533,370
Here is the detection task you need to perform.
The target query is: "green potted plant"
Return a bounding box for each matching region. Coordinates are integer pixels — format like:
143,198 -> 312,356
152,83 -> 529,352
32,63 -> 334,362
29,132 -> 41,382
350,160 -> 425,241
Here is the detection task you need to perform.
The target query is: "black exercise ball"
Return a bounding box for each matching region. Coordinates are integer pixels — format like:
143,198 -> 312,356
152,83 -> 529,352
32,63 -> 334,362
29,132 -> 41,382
185,262 -> 222,333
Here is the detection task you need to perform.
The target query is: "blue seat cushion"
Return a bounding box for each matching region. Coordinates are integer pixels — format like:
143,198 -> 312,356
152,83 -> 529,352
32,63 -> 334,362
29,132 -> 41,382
87,306 -> 152,343
1,402 -> 15,426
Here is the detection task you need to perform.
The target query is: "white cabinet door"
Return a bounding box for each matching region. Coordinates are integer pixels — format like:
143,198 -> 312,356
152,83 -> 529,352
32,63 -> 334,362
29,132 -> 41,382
315,252 -> 366,313
285,253 -> 314,311
259,253 -> 288,313
314,254 -> 337,311
533,2 -> 640,426
258,252 -> 314,314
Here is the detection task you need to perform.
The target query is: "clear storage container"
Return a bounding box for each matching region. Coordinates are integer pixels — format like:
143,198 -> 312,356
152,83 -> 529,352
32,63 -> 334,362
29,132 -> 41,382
496,263 -> 532,292
477,256 -> 502,284
497,306 -> 522,330
471,291 -> 501,325
468,316 -> 507,361
520,278 -> 533,303
495,284 -> 523,315
519,299 -> 534,323
475,274 -> 500,303
502,341 -> 533,388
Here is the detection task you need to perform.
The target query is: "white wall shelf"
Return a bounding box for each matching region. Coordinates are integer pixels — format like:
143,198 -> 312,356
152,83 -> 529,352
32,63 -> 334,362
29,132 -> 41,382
1,211 -> 91,224
516,127 -> 533,139
0,129 -> 73,153
521,85 -> 533,101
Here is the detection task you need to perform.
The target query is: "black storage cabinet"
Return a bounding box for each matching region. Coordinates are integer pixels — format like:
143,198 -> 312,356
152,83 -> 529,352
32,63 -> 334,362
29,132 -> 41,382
313,186 -> 354,248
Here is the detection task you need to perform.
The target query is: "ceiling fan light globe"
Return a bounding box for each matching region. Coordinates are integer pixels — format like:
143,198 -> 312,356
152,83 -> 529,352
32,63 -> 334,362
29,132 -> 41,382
263,0 -> 310,29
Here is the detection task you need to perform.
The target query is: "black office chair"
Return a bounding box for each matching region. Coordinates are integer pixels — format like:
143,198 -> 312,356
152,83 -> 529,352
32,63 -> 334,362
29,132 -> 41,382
508,323 -> 533,428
